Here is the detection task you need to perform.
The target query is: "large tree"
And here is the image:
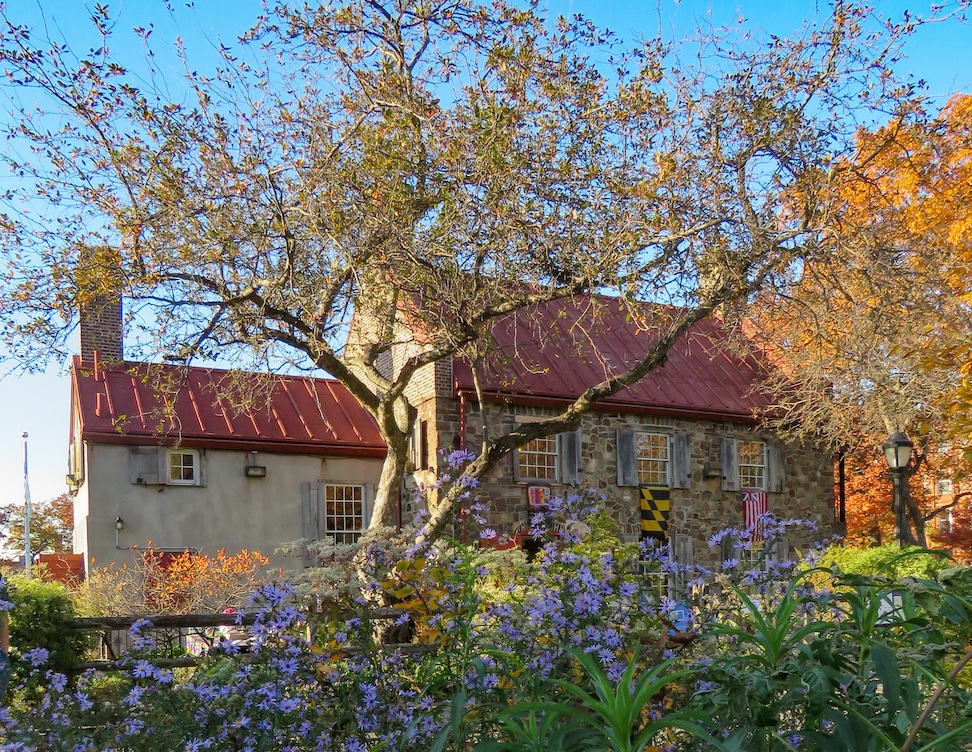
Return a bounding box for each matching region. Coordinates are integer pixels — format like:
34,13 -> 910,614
0,1 -> 949,536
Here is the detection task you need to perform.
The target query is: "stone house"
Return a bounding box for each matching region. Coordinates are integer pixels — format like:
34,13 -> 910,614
394,295 -> 839,567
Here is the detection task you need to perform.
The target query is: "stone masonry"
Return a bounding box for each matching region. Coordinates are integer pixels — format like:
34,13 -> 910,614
428,397 -> 837,569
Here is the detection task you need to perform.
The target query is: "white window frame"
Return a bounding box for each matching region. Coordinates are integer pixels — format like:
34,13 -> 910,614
738,440 -> 767,491
166,448 -> 201,486
517,435 -> 559,482
938,509 -> 954,533
321,482 -> 366,545
937,478 -> 954,495
636,433 -> 670,486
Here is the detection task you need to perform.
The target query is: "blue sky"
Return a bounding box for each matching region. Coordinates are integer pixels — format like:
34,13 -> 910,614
0,0 -> 970,523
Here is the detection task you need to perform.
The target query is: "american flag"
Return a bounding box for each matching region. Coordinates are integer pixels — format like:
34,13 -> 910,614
742,489 -> 768,540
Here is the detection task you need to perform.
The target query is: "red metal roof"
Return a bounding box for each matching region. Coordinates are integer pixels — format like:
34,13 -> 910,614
452,295 -> 772,421
71,357 -> 386,457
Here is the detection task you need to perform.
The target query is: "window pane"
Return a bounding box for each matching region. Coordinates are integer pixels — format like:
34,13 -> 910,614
323,484 -> 364,544
518,436 -> 557,481
738,440 -> 765,490
169,451 -> 196,483
637,433 -> 669,486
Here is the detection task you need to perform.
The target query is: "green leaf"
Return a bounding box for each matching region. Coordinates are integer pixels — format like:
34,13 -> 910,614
868,643 -> 901,716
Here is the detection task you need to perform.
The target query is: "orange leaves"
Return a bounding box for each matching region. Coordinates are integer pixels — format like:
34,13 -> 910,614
77,546 -> 270,616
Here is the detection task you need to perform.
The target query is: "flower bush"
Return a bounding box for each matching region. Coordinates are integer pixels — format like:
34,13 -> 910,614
2,473 -> 972,751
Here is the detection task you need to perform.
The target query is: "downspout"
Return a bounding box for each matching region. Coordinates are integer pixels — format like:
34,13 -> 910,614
459,392 -> 467,452
458,390 -> 468,544
838,452 -> 847,525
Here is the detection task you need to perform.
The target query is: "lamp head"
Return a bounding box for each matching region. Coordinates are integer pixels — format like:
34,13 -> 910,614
882,431 -> 914,470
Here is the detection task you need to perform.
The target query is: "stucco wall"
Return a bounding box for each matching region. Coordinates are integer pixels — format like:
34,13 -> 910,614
444,402 -> 837,568
75,443 -> 383,573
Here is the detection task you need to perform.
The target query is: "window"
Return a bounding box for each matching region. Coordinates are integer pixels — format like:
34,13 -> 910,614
129,446 -> 204,486
637,433 -> 670,485
322,483 -> 365,544
721,437 -> 783,493
167,449 -> 199,485
514,430 -> 580,484
517,436 -> 558,481
937,478 -> 954,495
301,481 -> 370,563
408,418 -> 429,472
617,429 -> 691,489
738,441 -> 767,490
938,510 -> 954,533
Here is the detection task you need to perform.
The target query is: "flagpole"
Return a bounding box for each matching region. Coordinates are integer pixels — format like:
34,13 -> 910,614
22,432 -> 31,578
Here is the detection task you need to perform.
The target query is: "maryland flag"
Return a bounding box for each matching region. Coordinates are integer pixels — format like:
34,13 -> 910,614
640,486 -> 671,542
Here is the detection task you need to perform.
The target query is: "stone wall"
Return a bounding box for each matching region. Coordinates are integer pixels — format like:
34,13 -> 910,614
440,400 -> 837,568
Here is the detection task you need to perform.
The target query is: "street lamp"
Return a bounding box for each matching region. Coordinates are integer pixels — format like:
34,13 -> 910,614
882,430 -> 914,548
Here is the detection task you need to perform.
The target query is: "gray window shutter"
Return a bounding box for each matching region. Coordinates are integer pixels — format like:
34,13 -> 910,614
558,430 -> 581,484
770,535 -> 789,566
617,428 -> 638,487
720,533 -> 738,564
512,448 -> 523,483
301,481 -> 319,567
129,447 -> 162,485
767,441 -> 785,494
669,534 -> 695,600
362,484 -> 371,529
671,533 -> 694,566
196,449 -> 207,488
721,437 -> 739,492
671,432 -> 692,489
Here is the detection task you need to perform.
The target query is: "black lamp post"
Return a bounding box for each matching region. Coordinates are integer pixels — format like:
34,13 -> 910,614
882,430 -> 914,548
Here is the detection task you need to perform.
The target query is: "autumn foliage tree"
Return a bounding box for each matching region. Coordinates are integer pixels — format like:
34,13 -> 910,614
0,1 -> 956,538
749,90 -> 972,547
0,493 -> 73,557
74,547 -> 271,616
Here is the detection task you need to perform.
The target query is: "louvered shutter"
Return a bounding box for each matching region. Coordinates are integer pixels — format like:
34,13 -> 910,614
301,481 -> 320,567
362,484 -> 372,528
720,533 -> 738,565
671,432 -> 692,489
671,533 -> 694,567
770,535 -> 790,566
558,430 -> 581,484
721,437 -> 739,492
617,429 -> 638,487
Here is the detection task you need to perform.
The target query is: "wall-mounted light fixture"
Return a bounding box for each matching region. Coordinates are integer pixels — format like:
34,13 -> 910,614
115,516 -> 124,548
244,451 -> 267,478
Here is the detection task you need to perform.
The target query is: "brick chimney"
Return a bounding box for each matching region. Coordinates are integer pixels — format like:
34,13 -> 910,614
79,294 -> 123,363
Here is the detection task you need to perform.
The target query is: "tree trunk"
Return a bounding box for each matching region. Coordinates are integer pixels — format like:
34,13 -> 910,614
903,468 -> 926,547
368,395 -> 413,530
370,431 -> 408,529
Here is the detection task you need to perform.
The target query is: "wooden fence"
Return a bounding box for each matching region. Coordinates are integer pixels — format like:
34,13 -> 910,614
65,607 -> 427,672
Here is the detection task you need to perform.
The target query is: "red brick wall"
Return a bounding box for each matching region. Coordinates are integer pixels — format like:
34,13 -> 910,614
80,296 -> 123,363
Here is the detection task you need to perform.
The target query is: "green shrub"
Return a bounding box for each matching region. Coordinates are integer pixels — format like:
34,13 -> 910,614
5,574 -> 93,687
819,543 -> 953,580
